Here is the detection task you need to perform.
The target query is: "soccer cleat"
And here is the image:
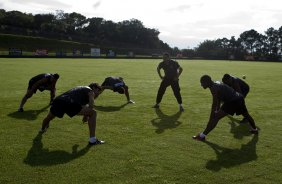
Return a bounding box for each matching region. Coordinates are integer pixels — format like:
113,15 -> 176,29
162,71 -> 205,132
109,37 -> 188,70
179,106 -> 184,112
152,104 -> 159,108
192,134 -> 206,141
89,139 -> 105,145
249,128 -> 259,134
17,108 -> 24,112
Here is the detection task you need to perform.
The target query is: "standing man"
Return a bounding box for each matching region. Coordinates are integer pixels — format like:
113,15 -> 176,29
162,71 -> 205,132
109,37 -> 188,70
40,83 -> 105,145
153,53 -> 184,112
222,74 -> 249,98
99,76 -> 135,103
193,75 -> 258,141
18,73 -> 60,112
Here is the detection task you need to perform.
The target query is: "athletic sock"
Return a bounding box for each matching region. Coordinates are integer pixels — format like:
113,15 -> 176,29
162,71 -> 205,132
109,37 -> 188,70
89,137 -> 97,143
199,132 -> 206,138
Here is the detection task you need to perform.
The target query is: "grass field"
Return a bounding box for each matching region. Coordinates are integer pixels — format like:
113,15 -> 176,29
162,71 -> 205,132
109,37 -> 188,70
0,58 -> 281,184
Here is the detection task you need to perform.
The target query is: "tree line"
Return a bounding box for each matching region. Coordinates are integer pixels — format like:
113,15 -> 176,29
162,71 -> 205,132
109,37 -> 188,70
0,9 -> 281,60
181,27 -> 282,61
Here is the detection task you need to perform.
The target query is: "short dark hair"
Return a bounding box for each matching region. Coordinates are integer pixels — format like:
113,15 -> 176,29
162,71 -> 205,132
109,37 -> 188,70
222,74 -> 231,81
200,75 -> 212,83
53,73 -> 60,79
89,83 -> 102,91
163,52 -> 170,57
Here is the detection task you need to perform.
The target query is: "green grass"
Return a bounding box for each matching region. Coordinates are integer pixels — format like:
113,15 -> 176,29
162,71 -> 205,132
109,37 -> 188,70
0,58 -> 281,184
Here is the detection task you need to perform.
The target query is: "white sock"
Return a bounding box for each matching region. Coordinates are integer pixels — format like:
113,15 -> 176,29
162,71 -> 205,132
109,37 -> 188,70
199,132 -> 206,138
89,137 -> 96,143
179,104 -> 183,107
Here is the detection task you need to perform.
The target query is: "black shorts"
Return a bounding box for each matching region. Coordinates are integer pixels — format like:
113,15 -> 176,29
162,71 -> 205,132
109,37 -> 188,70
221,97 -> 247,115
50,98 -> 82,118
28,80 -> 46,93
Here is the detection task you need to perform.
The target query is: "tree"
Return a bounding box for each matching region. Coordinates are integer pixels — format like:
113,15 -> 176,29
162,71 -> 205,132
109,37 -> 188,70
239,29 -> 261,55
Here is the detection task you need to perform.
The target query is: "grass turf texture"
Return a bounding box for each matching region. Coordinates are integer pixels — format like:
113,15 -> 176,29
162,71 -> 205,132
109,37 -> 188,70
0,58 -> 281,184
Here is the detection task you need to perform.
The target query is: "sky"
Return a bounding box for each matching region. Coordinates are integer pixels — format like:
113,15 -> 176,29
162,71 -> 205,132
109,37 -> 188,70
1,0 -> 282,49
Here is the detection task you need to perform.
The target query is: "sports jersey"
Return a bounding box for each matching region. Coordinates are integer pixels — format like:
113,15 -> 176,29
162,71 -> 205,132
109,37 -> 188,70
231,77 -> 250,95
212,82 -> 242,102
56,86 -> 92,106
158,60 -> 180,79
29,73 -> 53,91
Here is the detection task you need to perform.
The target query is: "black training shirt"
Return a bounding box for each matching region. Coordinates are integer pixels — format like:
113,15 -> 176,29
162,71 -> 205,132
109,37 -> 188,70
158,60 -> 180,79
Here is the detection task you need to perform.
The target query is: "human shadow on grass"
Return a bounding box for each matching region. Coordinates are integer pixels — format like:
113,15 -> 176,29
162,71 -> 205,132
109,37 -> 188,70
204,134 -> 258,172
24,133 -> 91,166
228,116 -> 253,139
151,108 -> 182,134
7,105 -> 49,120
94,102 -> 129,112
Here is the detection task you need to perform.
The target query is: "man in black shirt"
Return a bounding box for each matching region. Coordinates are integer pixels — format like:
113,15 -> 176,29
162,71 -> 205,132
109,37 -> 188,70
153,53 -> 184,112
222,74 -> 249,97
40,83 -> 105,145
192,75 -> 258,141
18,73 -> 60,112
99,76 -> 134,103
222,74 -> 250,122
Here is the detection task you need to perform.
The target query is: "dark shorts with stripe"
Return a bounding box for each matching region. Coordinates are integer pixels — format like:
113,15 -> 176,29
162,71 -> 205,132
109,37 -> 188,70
221,97 -> 247,115
50,98 -> 82,118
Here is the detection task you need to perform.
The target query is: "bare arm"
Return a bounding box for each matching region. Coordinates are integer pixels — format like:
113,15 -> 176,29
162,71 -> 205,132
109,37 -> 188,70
178,66 -> 183,78
157,67 -> 163,79
209,88 -> 220,121
88,91 -> 95,109
49,82 -> 57,102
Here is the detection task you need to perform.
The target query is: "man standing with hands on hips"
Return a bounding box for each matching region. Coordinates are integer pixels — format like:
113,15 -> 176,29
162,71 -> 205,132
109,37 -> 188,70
153,53 -> 184,112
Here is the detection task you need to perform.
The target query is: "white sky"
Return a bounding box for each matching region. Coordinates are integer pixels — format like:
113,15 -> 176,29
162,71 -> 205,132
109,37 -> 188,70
1,0 -> 282,49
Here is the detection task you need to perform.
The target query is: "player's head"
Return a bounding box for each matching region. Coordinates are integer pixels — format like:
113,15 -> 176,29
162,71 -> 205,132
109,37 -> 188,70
200,75 -> 213,89
222,74 -> 232,85
53,73 -> 60,79
163,52 -> 170,61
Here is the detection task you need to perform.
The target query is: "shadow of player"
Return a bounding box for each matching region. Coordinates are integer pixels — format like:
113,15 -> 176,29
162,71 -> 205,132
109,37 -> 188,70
7,105 -> 49,120
24,133 -> 91,166
151,108 -> 182,134
94,102 -> 129,112
204,134 -> 258,172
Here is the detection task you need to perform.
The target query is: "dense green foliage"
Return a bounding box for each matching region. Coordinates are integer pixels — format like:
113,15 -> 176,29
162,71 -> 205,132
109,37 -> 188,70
0,9 -> 170,52
0,58 -> 281,184
1,9 -> 281,59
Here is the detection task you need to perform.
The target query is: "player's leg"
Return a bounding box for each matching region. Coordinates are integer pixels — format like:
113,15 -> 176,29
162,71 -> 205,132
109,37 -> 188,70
154,80 -> 169,107
171,80 -> 184,111
193,110 -> 227,141
242,110 -> 258,134
18,89 -> 34,112
203,110 -> 227,135
77,107 -> 104,145
40,111 -> 56,133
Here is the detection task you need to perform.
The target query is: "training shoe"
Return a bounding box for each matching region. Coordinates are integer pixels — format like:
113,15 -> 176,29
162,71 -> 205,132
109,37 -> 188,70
128,100 -> 135,104
179,106 -> 184,112
89,139 -> 105,145
152,104 -> 159,108
192,134 -> 206,141
17,108 -> 24,112
249,128 -> 259,134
